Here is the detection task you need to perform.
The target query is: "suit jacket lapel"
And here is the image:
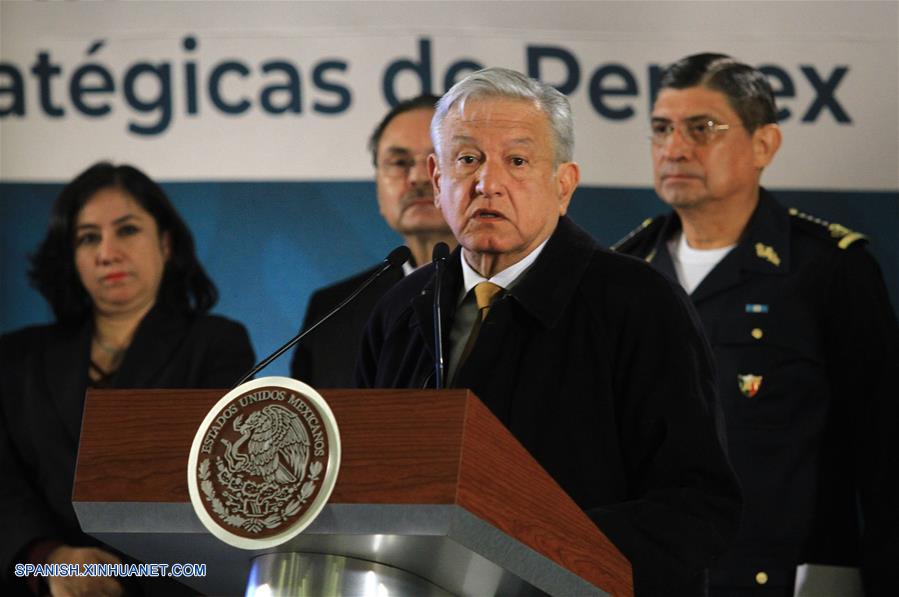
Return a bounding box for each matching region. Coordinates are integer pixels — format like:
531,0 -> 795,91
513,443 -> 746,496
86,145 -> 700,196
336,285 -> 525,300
645,191 -> 791,305
44,321 -> 92,443
113,305 -> 188,387
691,190 -> 791,304
352,264 -> 405,335
508,216 -> 595,329
447,217 -> 595,391
689,249 -> 748,303
643,212 -> 680,284
648,241 -> 679,285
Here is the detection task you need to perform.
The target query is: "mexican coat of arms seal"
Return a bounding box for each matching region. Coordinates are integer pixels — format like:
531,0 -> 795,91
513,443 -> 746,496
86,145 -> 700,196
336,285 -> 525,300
187,376 -> 341,549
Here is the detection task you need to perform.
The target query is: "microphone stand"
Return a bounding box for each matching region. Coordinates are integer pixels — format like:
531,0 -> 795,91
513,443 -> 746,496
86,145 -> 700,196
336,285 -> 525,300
233,245 -> 411,387
431,242 -> 450,389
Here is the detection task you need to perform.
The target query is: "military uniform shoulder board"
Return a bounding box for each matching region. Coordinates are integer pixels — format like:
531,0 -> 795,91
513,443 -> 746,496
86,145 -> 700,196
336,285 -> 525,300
788,207 -> 869,249
611,216 -> 665,254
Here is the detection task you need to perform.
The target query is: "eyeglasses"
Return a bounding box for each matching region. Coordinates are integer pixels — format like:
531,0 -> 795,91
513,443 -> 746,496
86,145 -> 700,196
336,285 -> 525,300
377,153 -> 430,179
650,117 -> 733,146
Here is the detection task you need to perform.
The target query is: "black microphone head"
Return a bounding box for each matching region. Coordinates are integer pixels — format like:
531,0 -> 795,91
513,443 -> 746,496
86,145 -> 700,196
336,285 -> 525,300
432,242 -> 450,262
386,245 -> 412,268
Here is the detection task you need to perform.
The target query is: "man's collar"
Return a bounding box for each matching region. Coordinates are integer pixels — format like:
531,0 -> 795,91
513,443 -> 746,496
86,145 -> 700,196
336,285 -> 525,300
647,189 -> 791,302
408,216 -> 597,357
655,188 -> 791,275
506,216 -> 597,328
459,237 -> 550,296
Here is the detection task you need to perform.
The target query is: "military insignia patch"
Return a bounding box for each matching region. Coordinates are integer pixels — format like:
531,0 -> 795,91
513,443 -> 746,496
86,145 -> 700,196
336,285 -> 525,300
745,304 -> 769,313
754,243 -> 781,267
188,376 -> 341,549
738,374 -> 763,398
788,207 -> 869,249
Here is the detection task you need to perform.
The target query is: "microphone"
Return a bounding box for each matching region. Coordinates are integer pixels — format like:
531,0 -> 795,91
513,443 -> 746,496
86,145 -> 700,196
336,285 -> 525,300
431,242 -> 450,389
233,245 -> 412,387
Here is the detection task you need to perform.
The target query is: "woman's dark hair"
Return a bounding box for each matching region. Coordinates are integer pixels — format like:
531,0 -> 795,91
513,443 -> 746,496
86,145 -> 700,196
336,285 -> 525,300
28,161 -> 218,323
658,53 -> 778,132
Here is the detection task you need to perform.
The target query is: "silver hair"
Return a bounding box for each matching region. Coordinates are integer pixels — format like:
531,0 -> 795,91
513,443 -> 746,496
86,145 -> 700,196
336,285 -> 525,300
431,67 -> 575,165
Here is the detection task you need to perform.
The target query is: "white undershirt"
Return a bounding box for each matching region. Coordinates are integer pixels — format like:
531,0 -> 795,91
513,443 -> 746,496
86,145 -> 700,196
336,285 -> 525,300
667,231 -> 736,294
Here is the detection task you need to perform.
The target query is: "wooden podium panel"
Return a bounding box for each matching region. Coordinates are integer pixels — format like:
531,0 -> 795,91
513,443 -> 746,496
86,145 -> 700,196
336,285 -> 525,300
74,388 -> 632,596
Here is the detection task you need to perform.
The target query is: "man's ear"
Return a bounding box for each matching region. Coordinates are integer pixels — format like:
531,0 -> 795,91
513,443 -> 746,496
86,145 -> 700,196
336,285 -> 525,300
753,123 -> 782,169
428,153 -> 442,207
555,161 -> 580,216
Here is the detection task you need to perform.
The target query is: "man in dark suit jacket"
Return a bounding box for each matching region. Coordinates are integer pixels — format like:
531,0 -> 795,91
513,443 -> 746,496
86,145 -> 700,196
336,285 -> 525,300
291,94 -> 457,387
615,53 -> 898,595
357,67 -> 742,596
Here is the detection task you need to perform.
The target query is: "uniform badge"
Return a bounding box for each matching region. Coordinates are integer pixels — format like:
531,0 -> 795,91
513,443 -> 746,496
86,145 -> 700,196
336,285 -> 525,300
188,376 -> 341,549
738,374 -> 763,398
754,243 -> 781,267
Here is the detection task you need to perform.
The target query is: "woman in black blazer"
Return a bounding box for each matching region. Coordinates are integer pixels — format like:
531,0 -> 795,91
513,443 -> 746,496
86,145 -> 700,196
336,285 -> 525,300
0,162 -> 255,596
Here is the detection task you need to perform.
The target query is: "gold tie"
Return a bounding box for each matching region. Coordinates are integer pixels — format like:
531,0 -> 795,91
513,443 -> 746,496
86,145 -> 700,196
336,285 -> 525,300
474,281 -> 503,322
455,282 -> 502,381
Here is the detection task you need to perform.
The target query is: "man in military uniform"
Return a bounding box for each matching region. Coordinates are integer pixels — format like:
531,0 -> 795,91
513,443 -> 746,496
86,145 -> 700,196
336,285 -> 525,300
615,53 -> 898,596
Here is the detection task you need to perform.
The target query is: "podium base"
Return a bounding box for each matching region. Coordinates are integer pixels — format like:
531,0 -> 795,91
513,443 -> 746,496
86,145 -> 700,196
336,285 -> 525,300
245,552 -> 452,596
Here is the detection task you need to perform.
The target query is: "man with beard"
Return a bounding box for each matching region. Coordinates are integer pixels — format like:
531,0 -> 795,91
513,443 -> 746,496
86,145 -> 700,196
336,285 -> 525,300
291,95 -> 457,387
615,53 -> 898,595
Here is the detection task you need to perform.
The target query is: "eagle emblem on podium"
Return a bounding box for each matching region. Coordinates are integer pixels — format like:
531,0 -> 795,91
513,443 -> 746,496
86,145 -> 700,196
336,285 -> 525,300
188,377 -> 341,549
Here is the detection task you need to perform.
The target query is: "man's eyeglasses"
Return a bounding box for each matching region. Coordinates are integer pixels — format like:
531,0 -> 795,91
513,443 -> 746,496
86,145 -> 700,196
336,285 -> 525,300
650,117 -> 733,146
378,153 -> 430,178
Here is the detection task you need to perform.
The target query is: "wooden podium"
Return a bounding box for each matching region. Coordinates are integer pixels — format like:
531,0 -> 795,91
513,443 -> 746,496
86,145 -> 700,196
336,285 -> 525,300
73,388 -> 632,596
